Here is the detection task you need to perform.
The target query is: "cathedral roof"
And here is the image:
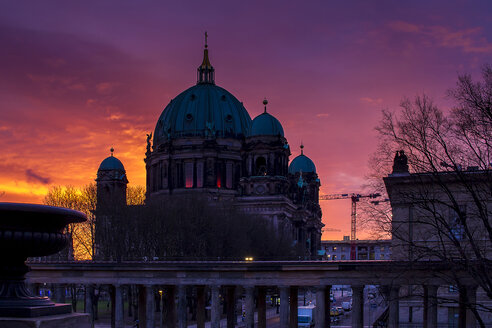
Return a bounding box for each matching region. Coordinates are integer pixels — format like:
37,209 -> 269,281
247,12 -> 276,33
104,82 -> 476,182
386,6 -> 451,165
289,145 -> 316,174
250,99 -> 284,137
153,40 -> 252,146
98,148 -> 125,171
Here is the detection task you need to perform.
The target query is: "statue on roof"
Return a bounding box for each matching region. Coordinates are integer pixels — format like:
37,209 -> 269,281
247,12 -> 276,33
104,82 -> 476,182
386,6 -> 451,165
146,132 -> 152,154
392,150 -> 409,174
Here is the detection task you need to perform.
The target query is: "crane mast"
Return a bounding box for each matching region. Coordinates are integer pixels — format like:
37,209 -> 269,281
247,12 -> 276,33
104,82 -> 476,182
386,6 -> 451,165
319,192 -> 380,260
319,193 -> 380,241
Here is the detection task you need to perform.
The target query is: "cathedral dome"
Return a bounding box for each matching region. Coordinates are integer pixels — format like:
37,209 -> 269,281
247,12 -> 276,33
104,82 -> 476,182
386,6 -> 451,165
289,145 -> 316,174
98,149 -> 125,171
153,84 -> 252,146
153,41 -> 251,147
250,100 -> 284,137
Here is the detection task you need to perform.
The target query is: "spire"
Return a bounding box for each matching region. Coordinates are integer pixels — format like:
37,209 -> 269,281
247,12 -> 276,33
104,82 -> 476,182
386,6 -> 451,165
110,147 -> 114,157
300,143 -> 304,155
197,31 -> 215,84
263,98 -> 268,113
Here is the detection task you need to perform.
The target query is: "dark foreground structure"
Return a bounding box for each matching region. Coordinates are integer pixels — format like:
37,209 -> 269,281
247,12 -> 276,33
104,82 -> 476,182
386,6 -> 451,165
27,260 -> 483,328
0,203 -> 89,327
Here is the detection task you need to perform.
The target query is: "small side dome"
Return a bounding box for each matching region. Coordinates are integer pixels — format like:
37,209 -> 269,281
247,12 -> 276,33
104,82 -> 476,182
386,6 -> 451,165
250,113 -> 284,137
250,98 -> 284,137
98,148 -> 125,171
289,145 -> 316,174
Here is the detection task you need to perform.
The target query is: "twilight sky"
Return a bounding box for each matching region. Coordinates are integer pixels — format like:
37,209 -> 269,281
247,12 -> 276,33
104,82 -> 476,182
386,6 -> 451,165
1,1 -> 491,239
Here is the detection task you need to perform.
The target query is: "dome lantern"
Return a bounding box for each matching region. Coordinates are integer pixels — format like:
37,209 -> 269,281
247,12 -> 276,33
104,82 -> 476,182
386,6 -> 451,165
197,32 -> 215,85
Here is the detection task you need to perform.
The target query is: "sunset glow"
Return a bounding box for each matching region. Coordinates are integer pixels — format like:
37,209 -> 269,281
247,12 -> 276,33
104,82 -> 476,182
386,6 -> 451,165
1,1 -> 491,239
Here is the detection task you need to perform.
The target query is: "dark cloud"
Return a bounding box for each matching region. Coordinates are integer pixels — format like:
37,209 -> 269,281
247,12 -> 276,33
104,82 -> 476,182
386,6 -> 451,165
25,169 -> 51,185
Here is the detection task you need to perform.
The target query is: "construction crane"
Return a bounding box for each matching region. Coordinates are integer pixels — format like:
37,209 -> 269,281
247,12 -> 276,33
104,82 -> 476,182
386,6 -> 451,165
319,193 -> 380,240
319,193 -> 381,259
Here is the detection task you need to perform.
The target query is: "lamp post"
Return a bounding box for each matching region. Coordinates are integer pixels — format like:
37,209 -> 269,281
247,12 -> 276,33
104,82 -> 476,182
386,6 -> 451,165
159,290 -> 163,328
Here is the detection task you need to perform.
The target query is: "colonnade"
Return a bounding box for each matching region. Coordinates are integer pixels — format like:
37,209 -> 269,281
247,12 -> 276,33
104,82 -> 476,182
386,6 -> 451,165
72,283 -> 479,328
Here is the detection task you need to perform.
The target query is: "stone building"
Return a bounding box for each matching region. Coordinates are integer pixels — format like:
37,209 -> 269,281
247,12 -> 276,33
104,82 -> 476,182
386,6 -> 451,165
95,41 -> 323,257
320,239 -> 391,261
384,151 -> 492,326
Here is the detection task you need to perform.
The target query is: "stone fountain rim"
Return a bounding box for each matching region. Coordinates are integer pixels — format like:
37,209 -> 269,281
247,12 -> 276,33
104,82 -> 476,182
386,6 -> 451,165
0,203 -> 86,224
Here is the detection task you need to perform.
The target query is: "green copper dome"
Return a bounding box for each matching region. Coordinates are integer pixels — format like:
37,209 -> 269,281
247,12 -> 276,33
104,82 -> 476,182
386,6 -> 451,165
98,155 -> 125,171
153,84 -> 252,146
250,112 -> 284,137
153,44 -> 252,146
289,146 -> 316,174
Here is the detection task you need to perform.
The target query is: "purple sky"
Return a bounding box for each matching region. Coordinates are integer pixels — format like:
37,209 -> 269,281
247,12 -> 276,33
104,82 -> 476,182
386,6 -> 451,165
1,1 -> 491,239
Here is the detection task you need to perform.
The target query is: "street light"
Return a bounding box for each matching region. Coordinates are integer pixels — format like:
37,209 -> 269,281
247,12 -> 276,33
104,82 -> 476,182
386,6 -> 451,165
159,290 -> 164,328
245,257 -> 254,261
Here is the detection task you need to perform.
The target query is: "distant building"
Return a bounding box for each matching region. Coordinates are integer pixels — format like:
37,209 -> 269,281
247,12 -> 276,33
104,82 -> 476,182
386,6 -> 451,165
320,239 -> 391,261
94,40 -> 323,259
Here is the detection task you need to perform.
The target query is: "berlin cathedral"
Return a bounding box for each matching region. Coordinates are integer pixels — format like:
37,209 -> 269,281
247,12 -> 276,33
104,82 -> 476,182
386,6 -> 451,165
95,38 -> 323,257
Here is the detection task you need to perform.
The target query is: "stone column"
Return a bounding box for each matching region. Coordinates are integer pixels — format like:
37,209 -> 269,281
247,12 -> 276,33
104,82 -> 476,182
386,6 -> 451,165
279,286 -> 289,328
257,287 -> 267,328
145,285 -> 155,328
114,285 -> 124,328
245,286 -> 255,328
165,286 -> 176,328
351,285 -> 364,328
138,285 -> 147,328
211,285 -> 221,328
289,286 -> 298,328
423,286 -> 428,328
85,285 -> 95,328
54,284 -> 66,303
177,285 -> 187,328
388,285 -> 400,328
226,286 -> 236,328
196,286 -> 206,328
466,285 -> 478,328
325,285 -> 332,328
315,286 -> 325,328
426,285 -> 438,328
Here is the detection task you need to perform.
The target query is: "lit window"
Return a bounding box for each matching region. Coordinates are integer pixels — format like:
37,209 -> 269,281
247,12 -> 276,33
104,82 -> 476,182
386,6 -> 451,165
185,162 -> 194,188
332,255 -> 337,260
332,246 -> 337,251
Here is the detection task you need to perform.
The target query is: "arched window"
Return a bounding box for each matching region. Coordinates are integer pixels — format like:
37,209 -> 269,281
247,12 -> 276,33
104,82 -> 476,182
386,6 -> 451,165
255,157 -> 267,176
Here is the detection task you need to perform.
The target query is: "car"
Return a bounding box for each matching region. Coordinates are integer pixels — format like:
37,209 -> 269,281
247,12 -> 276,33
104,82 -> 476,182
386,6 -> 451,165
330,306 -> 341,316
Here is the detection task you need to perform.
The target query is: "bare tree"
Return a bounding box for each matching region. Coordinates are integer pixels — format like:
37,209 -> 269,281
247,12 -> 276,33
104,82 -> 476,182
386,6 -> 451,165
366,65 -> 492,325
43,183 -> 146,260
97,194 -> 299,261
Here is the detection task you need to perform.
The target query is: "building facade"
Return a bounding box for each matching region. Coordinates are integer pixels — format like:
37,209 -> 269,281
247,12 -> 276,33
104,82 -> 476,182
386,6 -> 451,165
95,41 -> 323,257
384,151 -> 492,326
320,239 -> 391,261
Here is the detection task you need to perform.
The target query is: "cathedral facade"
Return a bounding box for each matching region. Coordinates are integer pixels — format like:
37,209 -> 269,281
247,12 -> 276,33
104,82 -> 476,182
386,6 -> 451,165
96,41 -> 323,257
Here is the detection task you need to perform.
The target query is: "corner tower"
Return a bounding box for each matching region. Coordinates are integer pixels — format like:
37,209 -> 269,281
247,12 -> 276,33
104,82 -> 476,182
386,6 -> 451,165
96,148 -> 128,211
